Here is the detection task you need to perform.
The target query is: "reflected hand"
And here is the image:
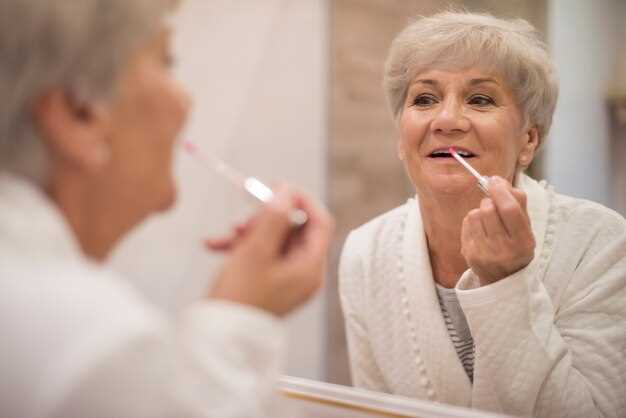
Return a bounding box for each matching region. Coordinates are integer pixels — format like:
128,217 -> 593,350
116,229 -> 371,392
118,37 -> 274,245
205,216 -> 257,252
208,186 -> 334,317
460,176 -> 535,286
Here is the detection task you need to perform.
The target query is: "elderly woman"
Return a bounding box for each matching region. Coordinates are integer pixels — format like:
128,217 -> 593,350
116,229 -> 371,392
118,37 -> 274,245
339,11 -> 626,418
0,1 -> 332,417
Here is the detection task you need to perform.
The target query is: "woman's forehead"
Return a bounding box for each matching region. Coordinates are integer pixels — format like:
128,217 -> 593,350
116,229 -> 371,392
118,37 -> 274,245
409,68 -> 506,88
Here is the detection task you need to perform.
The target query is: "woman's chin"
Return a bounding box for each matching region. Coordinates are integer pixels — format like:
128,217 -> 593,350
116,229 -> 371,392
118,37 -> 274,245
420,174 -> 480,197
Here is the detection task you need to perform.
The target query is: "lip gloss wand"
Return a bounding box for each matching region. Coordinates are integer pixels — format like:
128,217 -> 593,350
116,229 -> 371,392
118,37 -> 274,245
448,147 -> 490,195
183,140 -> 308,226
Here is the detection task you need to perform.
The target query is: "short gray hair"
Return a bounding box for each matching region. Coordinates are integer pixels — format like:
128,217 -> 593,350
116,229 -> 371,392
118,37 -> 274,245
384,11 -> 559,144
0,0 -> 175,182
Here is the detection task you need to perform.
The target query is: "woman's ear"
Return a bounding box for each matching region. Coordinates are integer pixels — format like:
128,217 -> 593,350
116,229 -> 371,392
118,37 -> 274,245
518,126 -> 540,168
32,89 -> 112,173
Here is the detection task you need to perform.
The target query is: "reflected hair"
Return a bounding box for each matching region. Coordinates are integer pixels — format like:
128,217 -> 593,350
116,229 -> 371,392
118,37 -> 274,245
0,0 -> 177,182
384,11 -> 559,145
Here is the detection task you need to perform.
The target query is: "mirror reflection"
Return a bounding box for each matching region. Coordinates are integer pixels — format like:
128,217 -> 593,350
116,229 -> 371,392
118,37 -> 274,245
336,7 -> 625,418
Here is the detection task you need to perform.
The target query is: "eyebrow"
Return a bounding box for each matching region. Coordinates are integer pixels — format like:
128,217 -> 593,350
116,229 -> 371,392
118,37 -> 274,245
413,79 -> 438,86
468,78 -> 500,86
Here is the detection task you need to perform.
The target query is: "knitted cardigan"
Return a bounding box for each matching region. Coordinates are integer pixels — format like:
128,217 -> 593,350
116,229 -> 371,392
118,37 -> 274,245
339,174 -> 626,418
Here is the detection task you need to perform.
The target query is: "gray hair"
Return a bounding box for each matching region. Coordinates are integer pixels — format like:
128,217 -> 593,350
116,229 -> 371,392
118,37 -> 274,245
384,11 -> 559,144
0,0 -> 176,182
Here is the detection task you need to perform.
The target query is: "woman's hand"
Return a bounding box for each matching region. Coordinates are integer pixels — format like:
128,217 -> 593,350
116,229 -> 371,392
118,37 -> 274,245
460,176 -> 535,286
208,186 -> 334,317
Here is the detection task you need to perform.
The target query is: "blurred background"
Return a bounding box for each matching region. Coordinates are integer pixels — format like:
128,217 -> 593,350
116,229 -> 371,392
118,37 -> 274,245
109,0 -> 626,385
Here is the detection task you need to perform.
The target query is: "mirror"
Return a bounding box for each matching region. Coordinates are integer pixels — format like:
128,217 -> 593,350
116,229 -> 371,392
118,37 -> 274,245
108,0 -> 626,416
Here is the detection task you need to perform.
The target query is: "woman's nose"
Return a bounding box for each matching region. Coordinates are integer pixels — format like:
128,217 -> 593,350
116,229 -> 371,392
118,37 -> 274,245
430,99 -> 470,134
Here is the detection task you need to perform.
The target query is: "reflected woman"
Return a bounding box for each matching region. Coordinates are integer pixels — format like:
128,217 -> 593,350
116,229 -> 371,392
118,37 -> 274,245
339,11 -> 626,418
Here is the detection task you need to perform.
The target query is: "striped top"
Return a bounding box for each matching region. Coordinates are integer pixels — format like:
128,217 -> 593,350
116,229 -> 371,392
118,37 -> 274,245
435,284 -> 475,382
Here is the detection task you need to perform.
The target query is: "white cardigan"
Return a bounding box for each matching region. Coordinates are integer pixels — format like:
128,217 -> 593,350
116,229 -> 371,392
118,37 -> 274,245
339,174 -> 626,418
0,174 -> 285,418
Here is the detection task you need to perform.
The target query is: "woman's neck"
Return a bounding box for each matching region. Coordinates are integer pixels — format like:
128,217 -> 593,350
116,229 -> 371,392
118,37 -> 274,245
418,189 -> 482,288
46,169 -> 140,262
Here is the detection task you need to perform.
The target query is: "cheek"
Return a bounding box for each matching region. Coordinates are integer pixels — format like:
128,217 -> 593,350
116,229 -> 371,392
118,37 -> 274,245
399,111 -> 428,150
131,92 -> 188,180
123,77 -> 189,181
158,79 -> 189,126
145,86 -> 187,136
484,124 -> 525,174
126,66 -> 189,135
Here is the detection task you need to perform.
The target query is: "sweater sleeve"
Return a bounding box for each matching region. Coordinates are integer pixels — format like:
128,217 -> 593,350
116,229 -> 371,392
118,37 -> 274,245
51,300 -> 286,418
339,232 -> 389,393
455,210 -> 626,418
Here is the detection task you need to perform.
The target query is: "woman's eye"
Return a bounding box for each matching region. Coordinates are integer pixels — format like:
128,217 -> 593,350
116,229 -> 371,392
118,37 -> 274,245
412,94 -> 438,107
468,95 -> 495,106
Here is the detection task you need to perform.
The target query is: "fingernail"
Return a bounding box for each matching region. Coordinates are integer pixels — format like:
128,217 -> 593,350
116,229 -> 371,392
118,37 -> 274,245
489,176 -> 504,185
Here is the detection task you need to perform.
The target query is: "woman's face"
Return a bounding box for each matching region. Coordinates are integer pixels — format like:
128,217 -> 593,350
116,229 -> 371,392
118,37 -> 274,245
104,26 -> 190,214
397,68 -> 538,197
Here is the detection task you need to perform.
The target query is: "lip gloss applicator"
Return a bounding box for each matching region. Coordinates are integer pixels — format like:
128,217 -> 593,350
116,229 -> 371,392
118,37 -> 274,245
183,140 -> 308,226
448,147 -> 490,195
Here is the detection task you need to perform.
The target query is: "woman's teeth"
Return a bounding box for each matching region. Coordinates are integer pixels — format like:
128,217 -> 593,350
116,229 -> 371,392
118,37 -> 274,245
430,150 -> 474,158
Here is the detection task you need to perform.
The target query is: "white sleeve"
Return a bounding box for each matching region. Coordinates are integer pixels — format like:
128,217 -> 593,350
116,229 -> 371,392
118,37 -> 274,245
339,232 -> 388,393
455,216 -> 626,418
52,300 -> 286,418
